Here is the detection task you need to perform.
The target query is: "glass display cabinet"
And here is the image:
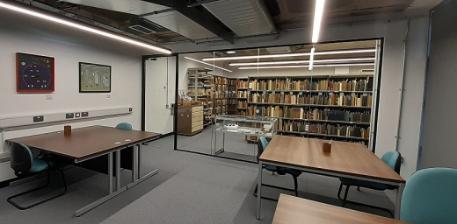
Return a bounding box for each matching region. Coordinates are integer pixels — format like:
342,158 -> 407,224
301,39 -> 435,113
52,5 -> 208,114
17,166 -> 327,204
212,115 -> 277,162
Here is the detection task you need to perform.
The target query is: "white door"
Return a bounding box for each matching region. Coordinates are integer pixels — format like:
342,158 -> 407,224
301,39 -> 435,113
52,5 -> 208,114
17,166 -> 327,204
145,56 -> 176,134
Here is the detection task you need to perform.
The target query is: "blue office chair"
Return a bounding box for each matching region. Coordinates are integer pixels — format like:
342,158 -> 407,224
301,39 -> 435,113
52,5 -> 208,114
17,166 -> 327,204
401,168 -> 457,224
337,151 -> 401,216
7,143 -> 67,210
253,136 -> 302,201
116,122 -> 133,131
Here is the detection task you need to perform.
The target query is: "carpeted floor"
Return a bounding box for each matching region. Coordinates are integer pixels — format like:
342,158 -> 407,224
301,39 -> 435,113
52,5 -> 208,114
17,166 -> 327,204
0,135 -> 394,224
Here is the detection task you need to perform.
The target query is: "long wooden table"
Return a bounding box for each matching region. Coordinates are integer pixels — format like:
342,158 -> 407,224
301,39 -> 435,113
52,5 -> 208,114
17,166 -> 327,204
257,135 -> 405,219
273,194 -> 407,224
6,125 -> 160,216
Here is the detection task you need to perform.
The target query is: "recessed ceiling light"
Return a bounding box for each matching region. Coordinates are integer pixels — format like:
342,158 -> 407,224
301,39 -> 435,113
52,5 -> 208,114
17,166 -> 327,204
238,63 -> 374,70
184,57 -> 232,72
312,0 -> 326,43
0,1 -> 171,54
228,58 -> 375,66
202,49 -> 376,61
226,50 -> 236,54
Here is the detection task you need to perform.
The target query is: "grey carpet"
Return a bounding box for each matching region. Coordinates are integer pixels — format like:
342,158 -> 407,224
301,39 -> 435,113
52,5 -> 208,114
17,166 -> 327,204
0,135 -> 394,224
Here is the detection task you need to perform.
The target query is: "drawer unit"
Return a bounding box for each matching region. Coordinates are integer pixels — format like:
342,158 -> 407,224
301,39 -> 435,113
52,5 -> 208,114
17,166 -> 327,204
177,105 -> 204,136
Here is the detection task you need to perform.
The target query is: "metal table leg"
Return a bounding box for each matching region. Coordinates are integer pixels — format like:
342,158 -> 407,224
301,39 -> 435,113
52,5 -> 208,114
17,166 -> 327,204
394,183 -> 405,218
133,144 -> 139,182
108,152 -> 114,193
115,150 -> 121,190
256,161 -> 263,220
75,144 -> 159,217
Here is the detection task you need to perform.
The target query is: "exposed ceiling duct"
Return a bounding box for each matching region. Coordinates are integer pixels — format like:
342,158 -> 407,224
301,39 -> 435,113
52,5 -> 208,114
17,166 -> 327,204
60,0 -> 168,15
59,0 -> 217,40
143,11 -> 217,40
202,0 -> 276,37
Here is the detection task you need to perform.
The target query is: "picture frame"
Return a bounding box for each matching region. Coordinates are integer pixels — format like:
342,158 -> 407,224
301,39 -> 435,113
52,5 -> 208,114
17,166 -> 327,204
79,62 -> 111,93
16,53 -> 55,93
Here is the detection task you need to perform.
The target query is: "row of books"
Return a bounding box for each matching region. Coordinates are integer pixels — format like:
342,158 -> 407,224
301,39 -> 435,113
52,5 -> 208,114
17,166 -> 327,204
279,120 -> 370,139
236,90 -> 248,98
237,101 -> 247,109
237,80 -> 249,89
214,76 -> 228,85
249,93 -> 373,107
248,78 -> 373,91
246,106 -> 370,123
284,108 -> 371,123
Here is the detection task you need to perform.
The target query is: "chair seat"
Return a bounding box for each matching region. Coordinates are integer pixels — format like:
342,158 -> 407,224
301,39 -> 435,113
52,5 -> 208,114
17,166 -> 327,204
30,159 -> 48,173
340,177 -> 397,191
263,164 -> 301,177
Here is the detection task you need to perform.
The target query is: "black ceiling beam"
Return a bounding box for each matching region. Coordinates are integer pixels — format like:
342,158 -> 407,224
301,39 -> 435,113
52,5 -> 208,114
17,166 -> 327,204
142,0 -> 235,43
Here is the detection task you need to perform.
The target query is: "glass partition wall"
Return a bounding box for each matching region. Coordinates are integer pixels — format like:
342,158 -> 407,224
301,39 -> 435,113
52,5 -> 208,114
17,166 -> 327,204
176,40 -> 381,162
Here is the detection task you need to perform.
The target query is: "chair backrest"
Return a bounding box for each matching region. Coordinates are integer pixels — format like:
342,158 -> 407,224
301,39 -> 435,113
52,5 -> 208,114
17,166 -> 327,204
381,151 -> 401,173
10,143 -> 33,177
257,136 -> 270,157
116,122 -> 132,131
401,168 -> 457,224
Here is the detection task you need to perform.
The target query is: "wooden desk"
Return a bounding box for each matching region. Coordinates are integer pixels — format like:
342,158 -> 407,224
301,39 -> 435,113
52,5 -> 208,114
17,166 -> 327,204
273,194 -> 407,224
7,126 -> 160,216
257,136 -> 405,219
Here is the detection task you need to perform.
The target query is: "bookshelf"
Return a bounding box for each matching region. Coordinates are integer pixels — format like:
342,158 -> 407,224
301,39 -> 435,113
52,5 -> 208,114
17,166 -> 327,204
187,68 -> 230,127
246,75 -> 374,144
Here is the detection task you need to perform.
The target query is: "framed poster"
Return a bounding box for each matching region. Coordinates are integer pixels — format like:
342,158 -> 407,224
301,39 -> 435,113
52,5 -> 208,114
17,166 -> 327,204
16,53 -> 55,93
79,62 -> 111,93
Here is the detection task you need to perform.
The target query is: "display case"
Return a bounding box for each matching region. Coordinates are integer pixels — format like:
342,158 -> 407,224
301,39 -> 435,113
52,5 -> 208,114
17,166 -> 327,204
212,115 -> 277,162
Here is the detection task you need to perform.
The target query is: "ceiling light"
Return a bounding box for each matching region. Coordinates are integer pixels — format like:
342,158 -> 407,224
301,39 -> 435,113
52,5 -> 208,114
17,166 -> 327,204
0,1 -> 171,54
309,47 -> 315,70
238,63 -> 375,70
228,57 -> 375,66
312,0 -> 326,43
184,57 -> 232,72
226,50 -> 236,54
202,49 -> 376,61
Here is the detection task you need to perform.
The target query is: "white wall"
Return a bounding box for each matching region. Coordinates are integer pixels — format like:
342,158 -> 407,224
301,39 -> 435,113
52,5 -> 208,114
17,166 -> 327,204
170,17 -> 430,178
0,14 -> 143,181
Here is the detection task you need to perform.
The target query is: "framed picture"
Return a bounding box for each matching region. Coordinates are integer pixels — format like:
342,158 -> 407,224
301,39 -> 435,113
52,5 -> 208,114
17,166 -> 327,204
16,53 -> 55,93
79,62 -> 111,93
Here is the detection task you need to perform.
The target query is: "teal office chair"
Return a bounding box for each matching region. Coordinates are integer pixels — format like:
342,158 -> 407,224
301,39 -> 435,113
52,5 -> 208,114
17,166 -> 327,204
337,151 -> 401,216
7,143 -> 67,210
401,168 -> 457,224
253,136 -> 302,201
116,122 -> 133,130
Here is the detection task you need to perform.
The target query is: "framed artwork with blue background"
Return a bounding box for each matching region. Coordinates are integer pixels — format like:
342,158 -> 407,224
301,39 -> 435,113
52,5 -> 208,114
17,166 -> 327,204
16,53 -> 55,93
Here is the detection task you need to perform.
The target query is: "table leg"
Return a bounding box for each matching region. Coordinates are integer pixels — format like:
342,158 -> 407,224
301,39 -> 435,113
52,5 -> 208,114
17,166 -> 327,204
133,144 -> 139,182
108,152 -> 113,193
256,161 -> 262,220
395,183 -> 405,218
115,150 -> 121,191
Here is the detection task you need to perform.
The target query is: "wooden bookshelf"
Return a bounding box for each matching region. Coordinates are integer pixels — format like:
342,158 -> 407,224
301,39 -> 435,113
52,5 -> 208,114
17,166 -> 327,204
187,68 -> 230,127
246,75 -> 374,144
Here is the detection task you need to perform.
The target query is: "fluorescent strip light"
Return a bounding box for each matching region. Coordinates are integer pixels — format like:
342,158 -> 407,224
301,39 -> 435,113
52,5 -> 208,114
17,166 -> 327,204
238,63 -> 375,70
184,57 -> 232,72
202,49 -> 376,61
228,57 -> 375,66
309,47 -> 315,70
312,0 -> 326,43
0,1 -> 171,54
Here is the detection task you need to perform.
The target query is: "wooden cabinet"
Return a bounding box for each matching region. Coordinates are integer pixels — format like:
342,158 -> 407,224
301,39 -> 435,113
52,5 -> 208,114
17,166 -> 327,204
177,105 -> 204,136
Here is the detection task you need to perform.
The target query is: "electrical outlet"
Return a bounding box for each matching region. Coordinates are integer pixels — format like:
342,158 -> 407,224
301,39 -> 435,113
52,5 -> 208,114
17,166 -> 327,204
33,116 -> 44,122
81,112 -> 89,117
75,112 -> 81,118
129,107 -> 133,112
66,113 -> 74,119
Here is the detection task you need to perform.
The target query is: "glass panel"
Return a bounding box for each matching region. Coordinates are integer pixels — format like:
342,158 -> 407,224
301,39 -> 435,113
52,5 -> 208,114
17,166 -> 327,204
175,40 -> 379,160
